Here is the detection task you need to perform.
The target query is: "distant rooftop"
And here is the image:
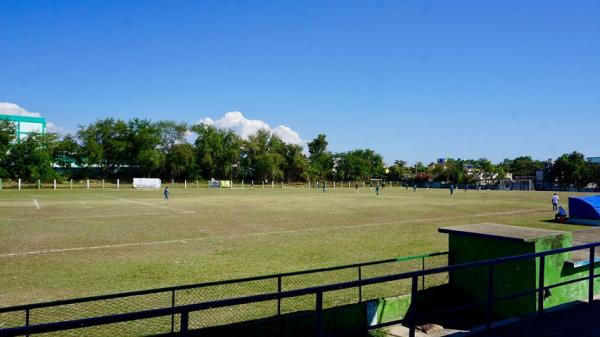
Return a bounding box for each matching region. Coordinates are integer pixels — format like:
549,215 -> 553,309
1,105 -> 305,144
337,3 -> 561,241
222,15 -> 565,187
588,157 -> 600,164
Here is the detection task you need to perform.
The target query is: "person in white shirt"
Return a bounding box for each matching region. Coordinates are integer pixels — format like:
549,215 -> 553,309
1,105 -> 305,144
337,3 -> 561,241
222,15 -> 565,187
552,193 -> 559,212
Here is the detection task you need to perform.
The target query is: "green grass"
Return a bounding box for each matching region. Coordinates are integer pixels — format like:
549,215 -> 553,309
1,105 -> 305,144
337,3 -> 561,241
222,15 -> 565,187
0,186 -> 589,307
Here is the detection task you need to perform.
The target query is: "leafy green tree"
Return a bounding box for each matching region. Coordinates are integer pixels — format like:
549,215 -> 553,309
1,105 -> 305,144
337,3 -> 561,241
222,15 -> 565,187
335,149 -> 384,181
0,119 -> 16,178
53,135 -> 80,171
503,156 -> 543,177
156,121 -> 188,150
165,143 -> 196,180
282,143 -> 308,182
5,133 -> 58,182
78,118 -> 129,177
307,134 -> 333,180
192,124 -> 242,179
127,119 -> 164,177
551,152 -> 593,189
386,160 -> 410,181
244,129 -> 285,182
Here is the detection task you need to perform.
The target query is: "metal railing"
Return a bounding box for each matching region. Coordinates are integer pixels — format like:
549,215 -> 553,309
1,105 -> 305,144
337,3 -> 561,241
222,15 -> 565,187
0,252 -> 448,336
3,242 -> 596,337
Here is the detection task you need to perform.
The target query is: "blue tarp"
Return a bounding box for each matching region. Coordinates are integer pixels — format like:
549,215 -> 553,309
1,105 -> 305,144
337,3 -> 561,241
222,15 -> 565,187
569,196 -> 600,220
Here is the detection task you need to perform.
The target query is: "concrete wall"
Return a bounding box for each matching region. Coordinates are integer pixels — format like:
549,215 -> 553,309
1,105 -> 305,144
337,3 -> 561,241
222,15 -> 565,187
449,231 -> 600,319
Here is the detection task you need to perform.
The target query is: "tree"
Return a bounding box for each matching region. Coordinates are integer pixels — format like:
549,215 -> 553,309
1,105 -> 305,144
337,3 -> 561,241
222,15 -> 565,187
4,133 -> 58,182
0,119 -> 16,178
386,160 -> 410,181
244,129 -> 285,182
551,152 -> 593,189
127,119 -> 164,177
506,156 -> 543,177
307,134 -> 333,180
78,118 -> 129,177
192,123 -> 242,179
156,121 -> 188,151
335,149 -> 385,181
53,135 -> 80,171
282,143 -> 309,182
165,143 -> 196,180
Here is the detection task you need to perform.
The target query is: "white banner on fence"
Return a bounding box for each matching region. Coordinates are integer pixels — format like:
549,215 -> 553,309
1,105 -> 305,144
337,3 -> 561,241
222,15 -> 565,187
133,178 -> 162,189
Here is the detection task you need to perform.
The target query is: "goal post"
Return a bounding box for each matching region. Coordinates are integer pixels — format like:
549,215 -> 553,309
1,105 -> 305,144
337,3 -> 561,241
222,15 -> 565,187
499,179 -> 534,191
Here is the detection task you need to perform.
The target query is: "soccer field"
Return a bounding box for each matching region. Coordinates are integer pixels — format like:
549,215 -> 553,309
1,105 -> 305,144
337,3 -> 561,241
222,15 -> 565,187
0,187 -> 588,307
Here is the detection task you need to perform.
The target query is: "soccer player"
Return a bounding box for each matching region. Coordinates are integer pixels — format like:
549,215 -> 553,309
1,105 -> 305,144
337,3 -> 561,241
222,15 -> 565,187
375,184 -> 380,195
355,182 -> 359,193
552,193 -> 559,212
450,184 -> 454,195
163,186 -> 170,201
322,181 -> 326,193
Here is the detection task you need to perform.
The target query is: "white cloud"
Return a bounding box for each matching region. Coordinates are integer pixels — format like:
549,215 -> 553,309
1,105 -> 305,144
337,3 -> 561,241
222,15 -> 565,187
0,102 -> 42,117
0,102 -> 68,135
46,122 -> 69,135
198,111 -> 305,145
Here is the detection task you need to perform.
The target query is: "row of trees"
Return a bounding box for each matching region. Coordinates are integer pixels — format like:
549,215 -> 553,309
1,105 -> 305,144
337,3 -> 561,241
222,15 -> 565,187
1,118 -> 599,189
0,118 -> 384,183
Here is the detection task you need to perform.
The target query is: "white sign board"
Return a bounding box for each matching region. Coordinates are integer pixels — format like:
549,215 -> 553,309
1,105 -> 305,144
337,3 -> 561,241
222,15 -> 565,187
133,178 -> 161,189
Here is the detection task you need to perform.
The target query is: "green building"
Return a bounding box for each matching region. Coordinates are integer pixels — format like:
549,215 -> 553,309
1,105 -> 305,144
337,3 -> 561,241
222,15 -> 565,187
0,113 -> 47,142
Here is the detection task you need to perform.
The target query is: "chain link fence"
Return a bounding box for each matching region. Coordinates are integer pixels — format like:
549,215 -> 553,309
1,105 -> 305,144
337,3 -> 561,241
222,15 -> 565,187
0,253 -> 448,336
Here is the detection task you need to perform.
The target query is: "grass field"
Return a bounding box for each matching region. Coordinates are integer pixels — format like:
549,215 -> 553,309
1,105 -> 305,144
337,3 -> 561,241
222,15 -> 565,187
0,186 -> 590,307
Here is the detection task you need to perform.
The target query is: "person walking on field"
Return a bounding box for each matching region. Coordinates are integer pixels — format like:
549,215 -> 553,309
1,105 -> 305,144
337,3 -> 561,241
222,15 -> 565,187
552,193 -> 559,212
163,186 -> 170,201
375,184 -> 380,195
355,182 -> 359,193
450,184 -> 454,195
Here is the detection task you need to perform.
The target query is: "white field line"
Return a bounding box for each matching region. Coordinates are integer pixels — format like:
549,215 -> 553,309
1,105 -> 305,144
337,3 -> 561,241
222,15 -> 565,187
0,208 -> 546,258
116,198 -> 196,214
33,199 -> 40,210
0,212 -> 173,222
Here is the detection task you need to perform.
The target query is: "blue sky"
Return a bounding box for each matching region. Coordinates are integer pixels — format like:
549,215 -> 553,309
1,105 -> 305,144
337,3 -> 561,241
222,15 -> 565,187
1,0 -> 599,164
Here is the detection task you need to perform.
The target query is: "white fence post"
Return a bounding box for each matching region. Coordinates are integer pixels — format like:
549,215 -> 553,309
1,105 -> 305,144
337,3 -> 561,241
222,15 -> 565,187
308,181 -> 311,189
86,179 -> 90,189
196,180 -> 199,188
53,179 -> 57,190
102,179 -> 105,189
117,179 -> 120,189
37,179 -> 40,189
70,179 -> 73,189
184,180 -> 187,189
271,181 -> 274,189
18,179 -> 21,190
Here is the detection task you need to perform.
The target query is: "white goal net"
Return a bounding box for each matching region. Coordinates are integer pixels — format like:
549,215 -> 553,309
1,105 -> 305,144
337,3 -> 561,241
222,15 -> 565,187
133,178 -> 162,189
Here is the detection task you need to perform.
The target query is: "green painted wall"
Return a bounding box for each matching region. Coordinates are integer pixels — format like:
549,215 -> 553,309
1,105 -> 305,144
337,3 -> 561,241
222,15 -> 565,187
448,234 -> 541,317
171,303 -> 368,337
448,230 -> 600,319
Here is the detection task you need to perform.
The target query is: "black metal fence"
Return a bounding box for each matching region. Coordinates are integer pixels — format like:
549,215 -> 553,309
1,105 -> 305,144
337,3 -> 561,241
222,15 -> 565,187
0,252 -> 448,336
3,242 -> 600,337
